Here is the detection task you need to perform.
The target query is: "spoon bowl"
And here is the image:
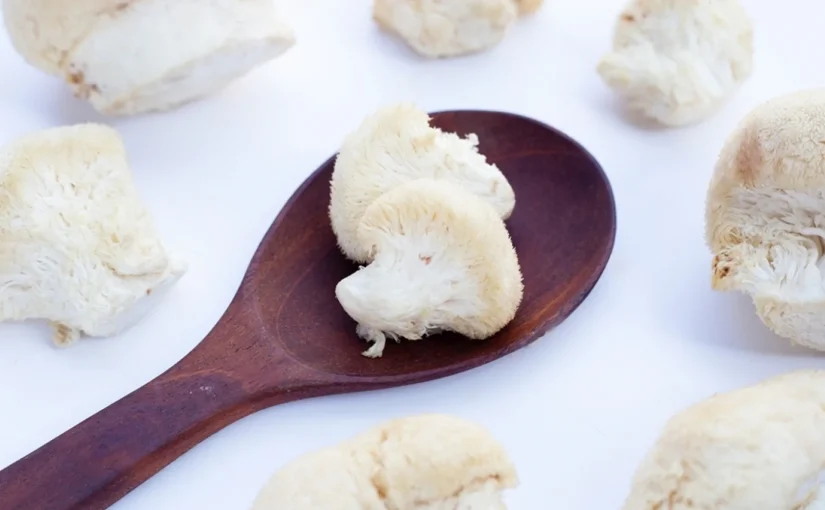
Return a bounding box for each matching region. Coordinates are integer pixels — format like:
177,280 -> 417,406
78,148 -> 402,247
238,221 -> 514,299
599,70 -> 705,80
0,110 -> 616,510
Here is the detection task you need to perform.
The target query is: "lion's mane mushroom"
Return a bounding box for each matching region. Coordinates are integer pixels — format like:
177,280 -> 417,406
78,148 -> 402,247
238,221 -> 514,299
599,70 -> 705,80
597,0 -> 754,127
623,370 -> 825,510
335,178 -> 523,358
372,0 -> 526,58
706,88 -> 825,351
2,0 -> 296,115
251,414 -> 519,510
329,102 -> 515,264
0,123 -> 187,346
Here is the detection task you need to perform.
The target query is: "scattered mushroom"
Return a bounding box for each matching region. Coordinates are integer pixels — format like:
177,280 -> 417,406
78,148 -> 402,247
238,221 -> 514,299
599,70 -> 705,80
329,102 -> 515,264
597,0 -> 754,127
251,414 -> 519,509
706,88 -> 825,351
0,123 -> 187,346
622,370 -> 825,509
2,0 -> 296,115
335,178 -> 523,358
372,0 -> 539,59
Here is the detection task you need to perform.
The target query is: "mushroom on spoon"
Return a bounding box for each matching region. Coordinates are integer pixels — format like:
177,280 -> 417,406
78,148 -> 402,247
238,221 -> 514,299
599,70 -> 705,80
336,178 -> 524,358
0,110 -> 616,509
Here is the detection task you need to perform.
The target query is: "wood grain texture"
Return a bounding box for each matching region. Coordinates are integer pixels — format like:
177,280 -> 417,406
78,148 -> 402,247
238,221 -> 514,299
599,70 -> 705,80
0,110 -> 616,510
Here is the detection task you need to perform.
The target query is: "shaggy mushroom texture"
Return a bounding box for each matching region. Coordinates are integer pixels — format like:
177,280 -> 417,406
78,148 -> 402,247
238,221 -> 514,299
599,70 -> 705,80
597,0 -> 753,126
335,179 -> 523,358
0,123 -> 186,346
251,414 -> 519,509
623,370 -> 825,510
329,102 -> 515,264
706,88 -> 825,351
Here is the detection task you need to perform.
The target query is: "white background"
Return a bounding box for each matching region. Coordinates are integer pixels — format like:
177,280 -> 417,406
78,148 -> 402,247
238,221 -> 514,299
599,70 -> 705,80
1,0 -> 824,508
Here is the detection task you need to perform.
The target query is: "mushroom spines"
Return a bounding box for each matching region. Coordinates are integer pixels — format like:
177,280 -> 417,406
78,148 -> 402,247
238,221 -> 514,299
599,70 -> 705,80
336,179 -> 522,357
706,88 -> 825,350
598,0 -> 753,126
0,123 -> 186,345
329,102 -> 516,263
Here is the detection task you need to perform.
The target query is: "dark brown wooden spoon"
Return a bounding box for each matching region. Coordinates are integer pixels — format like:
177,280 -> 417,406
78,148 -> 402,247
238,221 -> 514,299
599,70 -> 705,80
0,110 -> 616,510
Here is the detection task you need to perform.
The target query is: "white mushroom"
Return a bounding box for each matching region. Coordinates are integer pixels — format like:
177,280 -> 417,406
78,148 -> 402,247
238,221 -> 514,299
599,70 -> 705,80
706,88 -> 825,351
251,414 -> 519,510
623,370 -> 825,510
329,102 -> 515,264
372,0 -> 521,58
0,123 -> 187,346
597,0 -> 753,127
335,178 -> 523,358
2,0 -> 296,115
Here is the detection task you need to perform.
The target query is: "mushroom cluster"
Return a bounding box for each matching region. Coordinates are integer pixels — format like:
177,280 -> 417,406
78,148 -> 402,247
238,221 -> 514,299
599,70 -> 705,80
6,0 -> 825,508
251,414 -> 519,510
329,103 -> 524,358
0,124 -> 186,346
618,87 -> 825,508
0,0 -> 547,114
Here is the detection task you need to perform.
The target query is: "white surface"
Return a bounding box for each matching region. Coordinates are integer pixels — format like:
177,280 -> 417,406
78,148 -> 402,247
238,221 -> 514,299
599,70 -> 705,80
1,0 -> 824,508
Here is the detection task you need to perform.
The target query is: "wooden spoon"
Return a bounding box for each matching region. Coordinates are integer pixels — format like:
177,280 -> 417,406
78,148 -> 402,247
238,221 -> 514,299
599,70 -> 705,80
0,110 -> 616,510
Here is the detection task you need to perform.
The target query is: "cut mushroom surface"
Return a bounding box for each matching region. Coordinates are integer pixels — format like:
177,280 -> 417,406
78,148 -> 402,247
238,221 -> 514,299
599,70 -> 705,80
706,88 -> 825,350
2,0 -> 296,115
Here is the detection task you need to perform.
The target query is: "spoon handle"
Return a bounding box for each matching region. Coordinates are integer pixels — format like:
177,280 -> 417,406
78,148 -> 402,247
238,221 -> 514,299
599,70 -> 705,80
0,353 -> 255,510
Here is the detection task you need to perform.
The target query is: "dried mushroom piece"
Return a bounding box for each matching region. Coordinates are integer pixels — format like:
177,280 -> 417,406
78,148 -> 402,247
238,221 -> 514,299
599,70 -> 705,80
372,0 -> 533,58
623,370 -> 825,510
706,88 -> 825,351
251,414 -> 519,510
2,0 -> 296,115
597,0 -> 754,126
0,123 -> 187,346
335,179 -> 523,358
329,102 -> 515,264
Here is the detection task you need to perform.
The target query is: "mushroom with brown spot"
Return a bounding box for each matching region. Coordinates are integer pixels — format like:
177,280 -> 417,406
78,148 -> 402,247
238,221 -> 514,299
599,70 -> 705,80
706,88 -> 825,351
